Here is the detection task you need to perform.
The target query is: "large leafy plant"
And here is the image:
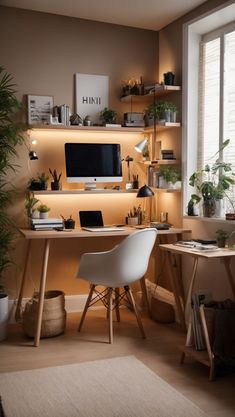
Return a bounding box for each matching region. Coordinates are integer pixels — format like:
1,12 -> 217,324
189,139 -> 235,210
0,66 -> 26,292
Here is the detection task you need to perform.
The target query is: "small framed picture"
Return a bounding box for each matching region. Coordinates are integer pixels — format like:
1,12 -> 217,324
27,95 -> 53,125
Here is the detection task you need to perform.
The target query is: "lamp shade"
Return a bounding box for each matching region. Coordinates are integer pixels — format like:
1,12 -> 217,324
29,150 -> 38,160
134,138 -> 148,154
137,184 -> 154,198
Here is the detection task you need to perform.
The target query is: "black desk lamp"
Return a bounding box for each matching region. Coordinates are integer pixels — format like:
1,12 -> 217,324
137,184 -> 155,223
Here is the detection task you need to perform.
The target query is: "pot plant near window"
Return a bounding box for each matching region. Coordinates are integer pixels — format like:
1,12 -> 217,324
144,101 -> 177,126
189,140 -> 235,218
0,66 -> 27,340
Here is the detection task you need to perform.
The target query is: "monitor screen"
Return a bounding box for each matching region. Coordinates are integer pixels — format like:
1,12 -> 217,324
64,143 -> 122,188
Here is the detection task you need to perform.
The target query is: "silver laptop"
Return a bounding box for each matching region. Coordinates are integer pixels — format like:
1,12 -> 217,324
79,210 -> 126,232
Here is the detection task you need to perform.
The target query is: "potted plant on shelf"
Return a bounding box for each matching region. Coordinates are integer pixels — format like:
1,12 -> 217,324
159,166 -> 181,189
38,204 -> 50,219
28,172 -> 49,191
0,66 -> 27,341
189,140 -> 235,218
49,168 -> 62,190
215,229 -> 229,248
144,101 -> 177,126
100,107 -> 117,126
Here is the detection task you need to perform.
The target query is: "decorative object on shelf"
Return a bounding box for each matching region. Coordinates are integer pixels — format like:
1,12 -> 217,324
70,113 -> 83,126
215,229 -> 229,248
75,73 -> 109,125
0,66 -> 27,314
53,104 -> 70,126
49,168 -> 62,191
61,215 -> 75,230
163,71 -> 175,86
225,213 -> 235,221
187,194 -> 201,216
37,204 -> 50,219
83,115 -> 92,126
132,174 -> 139,190
137,185 -> 155,223
189,139 -> 235,218
121,77 -> 145,97
123,112 -> 145,127
134,138 -> 149,160
122,155 -> 134,184
100,107 -> 117,125
27,95 -> 53,125
159,166 -> 181,189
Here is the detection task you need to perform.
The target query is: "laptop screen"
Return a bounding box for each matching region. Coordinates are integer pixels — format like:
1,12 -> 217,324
79,210 -> 104,227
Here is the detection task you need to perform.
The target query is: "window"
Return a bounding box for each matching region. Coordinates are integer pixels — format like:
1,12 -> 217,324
198,23 -> 235,211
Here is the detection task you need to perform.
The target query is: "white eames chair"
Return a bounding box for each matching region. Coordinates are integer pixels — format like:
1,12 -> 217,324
76,228 -> 157,343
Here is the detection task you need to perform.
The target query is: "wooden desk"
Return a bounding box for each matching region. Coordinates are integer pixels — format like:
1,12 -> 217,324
159,243 -> 235,378
17,227 -> 191,347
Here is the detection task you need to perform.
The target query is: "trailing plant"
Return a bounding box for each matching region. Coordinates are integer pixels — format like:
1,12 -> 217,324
0,66 -> 27,292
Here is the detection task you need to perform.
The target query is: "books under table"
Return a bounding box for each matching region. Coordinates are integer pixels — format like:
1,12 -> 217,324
30,218 -> 63,230
190,291 -> 213,351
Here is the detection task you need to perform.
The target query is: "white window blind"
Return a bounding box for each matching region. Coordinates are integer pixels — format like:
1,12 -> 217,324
198,26 -> 235,211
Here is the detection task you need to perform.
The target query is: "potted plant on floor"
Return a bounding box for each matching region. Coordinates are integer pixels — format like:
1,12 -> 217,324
189,140 -> 235,218
0,66 -> 27,340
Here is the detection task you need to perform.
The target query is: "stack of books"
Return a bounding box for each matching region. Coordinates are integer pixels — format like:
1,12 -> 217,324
31,218 -> 64,231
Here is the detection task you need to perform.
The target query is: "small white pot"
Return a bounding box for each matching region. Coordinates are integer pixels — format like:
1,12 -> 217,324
0,293 -> 9,342
40,212 -> 49,219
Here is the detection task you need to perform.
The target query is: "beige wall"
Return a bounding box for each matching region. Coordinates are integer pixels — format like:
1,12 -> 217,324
0,6 -> 159,298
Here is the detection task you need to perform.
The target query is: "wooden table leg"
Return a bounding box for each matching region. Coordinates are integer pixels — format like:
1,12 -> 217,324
15,240 -> 32,322
185,257 -> 198,325
34,238 -> 50,347
223,257 -> 235,298
166,251 -> 186,332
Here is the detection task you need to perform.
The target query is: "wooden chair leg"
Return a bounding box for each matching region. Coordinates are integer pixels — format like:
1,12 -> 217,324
108,287 -> 113,344
115,287 -> 120,322
78,284 -> 95,332
125,286 -> 146,339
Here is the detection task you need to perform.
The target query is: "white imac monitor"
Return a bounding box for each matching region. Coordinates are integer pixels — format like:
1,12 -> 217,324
64,143 -> 123,190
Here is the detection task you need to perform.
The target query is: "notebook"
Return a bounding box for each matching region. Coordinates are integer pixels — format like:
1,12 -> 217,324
79,210 -> 126,232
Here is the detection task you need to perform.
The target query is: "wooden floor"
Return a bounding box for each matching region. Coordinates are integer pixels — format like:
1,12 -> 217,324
1,309 -> 235,417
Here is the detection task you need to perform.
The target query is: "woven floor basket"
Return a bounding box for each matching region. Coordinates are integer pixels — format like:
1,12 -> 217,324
22,290 -> 66,338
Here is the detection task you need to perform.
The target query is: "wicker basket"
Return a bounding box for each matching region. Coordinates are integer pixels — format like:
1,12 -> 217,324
22,290 -> 66,338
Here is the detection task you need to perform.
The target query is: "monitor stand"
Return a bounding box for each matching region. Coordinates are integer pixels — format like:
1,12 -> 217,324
84,183 -> 97,191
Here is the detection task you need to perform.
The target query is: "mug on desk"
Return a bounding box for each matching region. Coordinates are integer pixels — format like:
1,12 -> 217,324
127,216 -> 138,226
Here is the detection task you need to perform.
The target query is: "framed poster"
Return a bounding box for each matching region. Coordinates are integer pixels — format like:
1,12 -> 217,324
75,74 -> 109,124
27,95 -> 53,125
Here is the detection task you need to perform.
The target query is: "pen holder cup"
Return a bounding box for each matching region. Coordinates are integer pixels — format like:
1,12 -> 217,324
64,219 -> 75,229
127,217 -> 139,226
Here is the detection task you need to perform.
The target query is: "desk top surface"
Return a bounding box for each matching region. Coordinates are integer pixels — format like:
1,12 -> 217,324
19,227 -> 191,240
159,243 -> 235,258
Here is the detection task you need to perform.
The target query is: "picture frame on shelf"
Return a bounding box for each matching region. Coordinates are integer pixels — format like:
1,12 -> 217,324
27,95 -> 53,125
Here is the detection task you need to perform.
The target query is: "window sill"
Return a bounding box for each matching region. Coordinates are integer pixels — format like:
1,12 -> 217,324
183,215 -> 235,225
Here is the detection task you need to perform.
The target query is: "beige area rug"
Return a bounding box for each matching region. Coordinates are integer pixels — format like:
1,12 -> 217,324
0,356 -> 207,417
